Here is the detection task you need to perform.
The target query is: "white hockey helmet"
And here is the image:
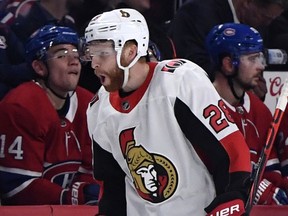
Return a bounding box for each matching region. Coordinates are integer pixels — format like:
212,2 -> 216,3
85,8 -> 149,88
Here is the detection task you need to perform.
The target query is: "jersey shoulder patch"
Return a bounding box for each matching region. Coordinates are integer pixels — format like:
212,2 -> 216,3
161,59 -> 187,73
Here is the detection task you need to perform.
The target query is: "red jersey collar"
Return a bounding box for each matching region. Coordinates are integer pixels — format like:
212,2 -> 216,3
110,62 -> 157,113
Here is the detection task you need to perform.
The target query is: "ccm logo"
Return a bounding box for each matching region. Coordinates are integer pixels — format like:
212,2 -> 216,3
209,204 -> 240,216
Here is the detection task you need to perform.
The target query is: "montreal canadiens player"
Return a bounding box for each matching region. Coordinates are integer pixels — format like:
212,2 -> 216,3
0,25 -> 101,205
206,22 -> 288,206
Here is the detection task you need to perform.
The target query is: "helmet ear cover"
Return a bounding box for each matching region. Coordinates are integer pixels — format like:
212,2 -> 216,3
25,25 -> 79,63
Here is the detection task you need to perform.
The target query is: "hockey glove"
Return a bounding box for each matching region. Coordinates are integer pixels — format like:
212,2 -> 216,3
205,191 -> 245,216
254,179 -> 288,205
61,182 -> 100,205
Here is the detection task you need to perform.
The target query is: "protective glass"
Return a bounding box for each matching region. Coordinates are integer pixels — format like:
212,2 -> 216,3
46,48 -> 80,61
81,46 -> 116,62
79,39 -> 116,62
239,52 -> 266,67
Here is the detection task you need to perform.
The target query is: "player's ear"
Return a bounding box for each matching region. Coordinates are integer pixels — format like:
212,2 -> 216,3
221,56 -> 234,76
126,42 -> 137,59
128,43 -> 137,58
121,41 -> 137,66
32,60 -> 47,77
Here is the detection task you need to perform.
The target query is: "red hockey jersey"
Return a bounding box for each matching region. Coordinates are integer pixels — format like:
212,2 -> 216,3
0,81 -> 97,205
223,91 -> 282,186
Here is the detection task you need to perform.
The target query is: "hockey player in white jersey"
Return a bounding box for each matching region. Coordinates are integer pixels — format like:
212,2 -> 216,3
83,8 -> 251,216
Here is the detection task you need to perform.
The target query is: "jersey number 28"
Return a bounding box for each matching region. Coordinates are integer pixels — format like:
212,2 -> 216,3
203,100 -> 235,133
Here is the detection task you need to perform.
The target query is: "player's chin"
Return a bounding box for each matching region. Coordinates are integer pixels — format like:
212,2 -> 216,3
67,85 -> 78,92
251,81 -> 258,87
253,76 -> 261,83
104,82 -> 122,92
66,80 -> 79,90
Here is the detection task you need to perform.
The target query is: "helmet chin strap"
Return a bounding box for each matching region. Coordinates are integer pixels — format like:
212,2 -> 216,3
224,59 -> 244,103
41,62 -> 68,100
45,79 -> 68,100
116,50 -> 142,89
227,77 -> 244,104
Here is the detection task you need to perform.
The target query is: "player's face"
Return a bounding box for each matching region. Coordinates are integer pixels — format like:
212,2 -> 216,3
45,44 -> 81,94
236,52 -> 266,90
89,41 -> 124,92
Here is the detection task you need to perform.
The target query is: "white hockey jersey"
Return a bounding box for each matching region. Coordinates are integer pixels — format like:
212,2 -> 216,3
87,59 -> 251,216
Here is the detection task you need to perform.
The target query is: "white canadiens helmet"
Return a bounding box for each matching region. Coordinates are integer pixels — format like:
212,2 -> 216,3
85,8 -> 149,88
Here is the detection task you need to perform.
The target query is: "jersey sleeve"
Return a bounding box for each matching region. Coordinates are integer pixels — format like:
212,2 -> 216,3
173,62 -> 251,196
87,92 -> 126,214
0,103 -> 63,204
93,140 -> 126,215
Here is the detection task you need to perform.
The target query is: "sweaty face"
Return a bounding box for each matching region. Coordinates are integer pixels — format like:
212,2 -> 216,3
45,44 -> 81,94
236,52 -> 266,90
88,41 -> 124,92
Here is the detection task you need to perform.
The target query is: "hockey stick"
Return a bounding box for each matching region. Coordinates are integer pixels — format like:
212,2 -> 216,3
245,78 -> 288,215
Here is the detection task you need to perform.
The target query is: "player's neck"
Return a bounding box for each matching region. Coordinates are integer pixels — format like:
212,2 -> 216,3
37,80 -> 67,109
213,74 -> 244,106
46,90 -> 67,110
121,62 -> 150,93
